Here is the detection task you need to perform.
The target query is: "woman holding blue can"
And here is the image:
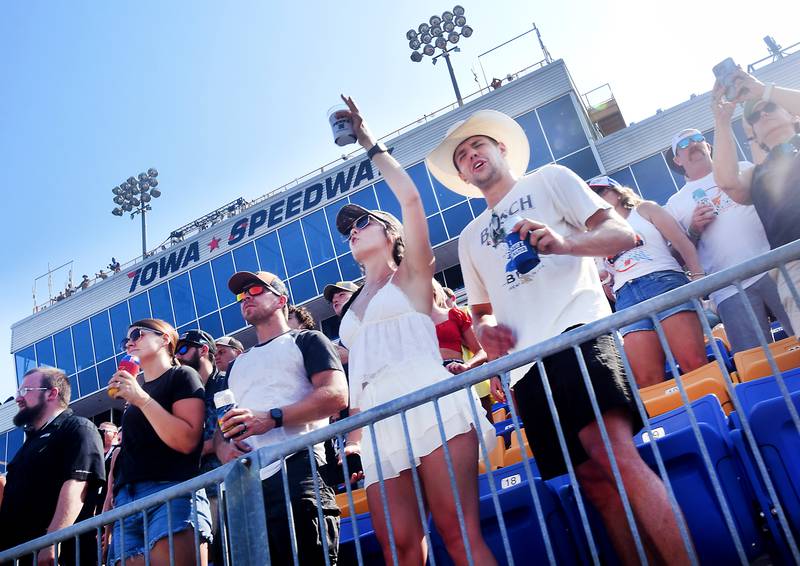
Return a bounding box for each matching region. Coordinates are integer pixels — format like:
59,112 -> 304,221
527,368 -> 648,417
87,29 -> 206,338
587,176 -> 708,388
106,318 -> 212,565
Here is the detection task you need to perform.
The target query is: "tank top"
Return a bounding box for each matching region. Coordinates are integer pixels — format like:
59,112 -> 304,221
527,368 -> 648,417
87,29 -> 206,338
339,276 -> 443,408
605,207 -> 683,291
750,136 -> 800,249
435,308 -> 472,353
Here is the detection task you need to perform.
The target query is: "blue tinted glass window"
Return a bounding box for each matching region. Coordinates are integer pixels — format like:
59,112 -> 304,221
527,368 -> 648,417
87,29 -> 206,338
278,221 -> 311,277
407,163 -> 438,215
430,170 -> 466,210
71,320 -> 94,372
337,253 -> 362,281
211,253 -> 236,307
69,374 -> 79,400
190,263 -> 218,318
516,109 -> 553,170
53,329 -> 76,376
607,167 -> 638,194
35,337 -> 55,368
77,367 -> 98,398
169,273 -> 196,327
731,119 -> 752,162
556,147 -> 600,181
302,209 -> 335,265
90,312 -> 114,362
0,434 -> 6,473
428,214 -> 448,245
313,260 -> 341,295
128,292 -> 151,322
373,180 -> 403,220
324,201 -> 351,256
442,202 -> 473,238
148,282 -> 174,326
255,232 -> 287,279
232,242 -> 259,272
289,271 -> 317,304
661,150 -> 686,187
470,198 -> 487,216
348,186 -> 378,211
198,312 -> 224,340
96,359 -> 117,394
15,346 -> 37,385
630,153 -> 678,205
221,303 -> 246,335
7,429 -> 23,464
537,95 -> 588,159
109,302 -> 131,351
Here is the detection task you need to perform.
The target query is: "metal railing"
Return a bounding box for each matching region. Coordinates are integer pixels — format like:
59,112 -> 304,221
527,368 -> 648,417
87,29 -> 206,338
3,239 -> 800,565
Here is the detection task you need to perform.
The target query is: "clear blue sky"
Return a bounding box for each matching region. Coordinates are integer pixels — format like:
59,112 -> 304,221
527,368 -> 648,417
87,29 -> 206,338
1,1 -> 796,399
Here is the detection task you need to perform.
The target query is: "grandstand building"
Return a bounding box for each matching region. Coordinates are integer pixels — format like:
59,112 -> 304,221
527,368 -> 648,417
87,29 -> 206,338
4,47 -> 800,473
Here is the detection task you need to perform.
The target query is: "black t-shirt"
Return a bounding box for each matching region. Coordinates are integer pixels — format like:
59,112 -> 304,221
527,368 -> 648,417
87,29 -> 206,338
0,410 -> 105,551
114,366 -> 205,492
751,136 -> 800,249
200,369 -> 228,473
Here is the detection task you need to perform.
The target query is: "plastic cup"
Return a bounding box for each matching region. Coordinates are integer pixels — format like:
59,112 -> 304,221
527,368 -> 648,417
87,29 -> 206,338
328,104 -> 357,146
109,354 -> 140,398
214,389 -> 238,436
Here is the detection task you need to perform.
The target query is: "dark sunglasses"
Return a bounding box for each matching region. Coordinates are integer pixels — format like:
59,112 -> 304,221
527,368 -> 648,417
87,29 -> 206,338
236,284 -> 268,302
176,343 -> 197,356
119,327 -> 163,352
746,102 -> 778,126
676,133 -> 705,151
345,214 -> 382,242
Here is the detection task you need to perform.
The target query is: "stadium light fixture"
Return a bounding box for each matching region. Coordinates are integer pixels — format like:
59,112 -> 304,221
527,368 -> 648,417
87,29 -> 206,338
110,168 -> 161,260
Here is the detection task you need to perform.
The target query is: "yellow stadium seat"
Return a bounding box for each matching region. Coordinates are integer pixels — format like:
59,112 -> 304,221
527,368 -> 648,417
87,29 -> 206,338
336,487 -> 369,518
640,361 -> 735,417
478,436 -> 506,474
711,325 -> 731,352
503,429 -> 533,467
733,336 -> 800,382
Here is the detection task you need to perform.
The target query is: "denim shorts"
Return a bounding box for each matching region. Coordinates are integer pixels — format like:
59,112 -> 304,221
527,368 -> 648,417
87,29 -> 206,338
109,481 -> 213,565
615,270 -> 695,336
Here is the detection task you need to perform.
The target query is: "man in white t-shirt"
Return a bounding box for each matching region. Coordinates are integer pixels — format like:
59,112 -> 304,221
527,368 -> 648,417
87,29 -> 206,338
664,128 -> 793,352
213,270 -> 348,566
426,111 -> 690,564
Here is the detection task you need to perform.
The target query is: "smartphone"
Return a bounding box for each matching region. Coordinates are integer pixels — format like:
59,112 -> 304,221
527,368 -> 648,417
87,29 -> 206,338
712,57 -> 745,101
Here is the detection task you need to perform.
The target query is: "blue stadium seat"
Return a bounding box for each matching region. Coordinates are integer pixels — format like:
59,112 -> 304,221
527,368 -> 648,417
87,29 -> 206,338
339,511 -> 385,566
477,457 -> 540,496
772,322 -> 789,342
428,474 -> 580,565
732,369 -> 800,417
635,394 -> 729,446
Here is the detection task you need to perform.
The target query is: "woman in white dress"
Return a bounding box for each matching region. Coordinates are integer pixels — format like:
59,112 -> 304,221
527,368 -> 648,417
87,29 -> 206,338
337,96 -> 496,566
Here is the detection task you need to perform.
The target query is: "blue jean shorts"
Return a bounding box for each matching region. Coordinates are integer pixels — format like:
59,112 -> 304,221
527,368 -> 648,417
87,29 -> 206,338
615,270 -> 695,336
109,481 -> 213,565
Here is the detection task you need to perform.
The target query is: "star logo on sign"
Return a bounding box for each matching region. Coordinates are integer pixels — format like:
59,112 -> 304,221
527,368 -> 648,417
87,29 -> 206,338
208,237 -> 221,252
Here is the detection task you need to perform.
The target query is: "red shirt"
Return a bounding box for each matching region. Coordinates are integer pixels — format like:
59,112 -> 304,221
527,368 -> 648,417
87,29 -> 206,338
435,308 -> 472,353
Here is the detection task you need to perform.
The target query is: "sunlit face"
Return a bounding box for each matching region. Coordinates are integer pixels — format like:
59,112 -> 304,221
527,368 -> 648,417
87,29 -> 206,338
214,345 -> 240,372
14,372 -> 50,427
593,187 -> 620,208
454,135 -> 509,189
331,290 -> 353,317
124,326 -> 168,360
750,101 -> 796,148
175,344 -> 203,371
238,284 -> 284,325
673,137 -> 712,179
347,215 -> 392,264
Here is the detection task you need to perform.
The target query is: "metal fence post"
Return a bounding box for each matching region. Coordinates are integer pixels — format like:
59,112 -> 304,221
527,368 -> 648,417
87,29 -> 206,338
224,456 -> 270,565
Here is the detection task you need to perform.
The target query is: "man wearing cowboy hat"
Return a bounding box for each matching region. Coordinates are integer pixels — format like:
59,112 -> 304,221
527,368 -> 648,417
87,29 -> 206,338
427,110 -> 691,563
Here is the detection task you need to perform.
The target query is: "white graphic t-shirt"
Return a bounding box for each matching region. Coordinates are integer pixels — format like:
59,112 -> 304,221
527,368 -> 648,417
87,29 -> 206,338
459,165 -> 613,387
664,163 -> 769,305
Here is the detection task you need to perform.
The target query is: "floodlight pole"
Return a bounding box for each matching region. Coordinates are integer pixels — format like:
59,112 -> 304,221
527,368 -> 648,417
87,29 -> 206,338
140,206 -> 147,259
443,50 -> 463,107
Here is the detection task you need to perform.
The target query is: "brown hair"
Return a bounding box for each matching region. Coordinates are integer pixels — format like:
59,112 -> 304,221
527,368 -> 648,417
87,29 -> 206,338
598,185 -> 642,210
288,305 -> 316,330
130,318 -> 179,364
25,366 -> 71,408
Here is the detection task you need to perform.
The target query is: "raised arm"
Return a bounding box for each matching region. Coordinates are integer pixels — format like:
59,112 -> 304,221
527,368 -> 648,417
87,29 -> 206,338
711,82 -> 754,204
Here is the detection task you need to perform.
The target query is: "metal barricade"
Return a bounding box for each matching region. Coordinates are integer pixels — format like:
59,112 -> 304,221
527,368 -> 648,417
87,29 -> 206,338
2,240 -> 799,565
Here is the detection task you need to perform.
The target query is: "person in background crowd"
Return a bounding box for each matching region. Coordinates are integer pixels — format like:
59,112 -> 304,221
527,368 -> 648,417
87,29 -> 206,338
175,329 -> 226,566
106,318 -> 211,565
588,176 -> 707,387
427,108 -> 692,564
96,422 -> 120,515
0,367 -> 105,566
442,286 -> 458,309
216,270 -> 348,566
288,304 -> 317,330
664,126 -> 793,352
97,270 -> 109,280
712,71 -> 800,337
323,281 -> 359,366
109,258 -> 121,273
79,275 -> 91,290
336,96 -> 497,566
214,336 -> 244,376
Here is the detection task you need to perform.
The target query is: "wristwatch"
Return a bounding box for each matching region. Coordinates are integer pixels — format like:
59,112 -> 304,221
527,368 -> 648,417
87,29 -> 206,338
269,408 -> 284,428
367,142 -> 389,160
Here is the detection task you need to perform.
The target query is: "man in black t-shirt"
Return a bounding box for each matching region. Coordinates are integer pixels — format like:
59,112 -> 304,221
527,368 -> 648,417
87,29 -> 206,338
0,367 -> 105,565
215,270 -> 349,566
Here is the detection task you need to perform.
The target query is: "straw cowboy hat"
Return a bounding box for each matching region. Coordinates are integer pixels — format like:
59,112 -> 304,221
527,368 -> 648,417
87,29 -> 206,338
425,110 -> 530,198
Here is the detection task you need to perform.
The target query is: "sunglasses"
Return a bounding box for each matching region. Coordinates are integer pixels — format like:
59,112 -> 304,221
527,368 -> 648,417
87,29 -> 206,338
236,284 -> 268,302
17,386 -> 50,397
176,343 -> 198,356
676,133 -> 705,151
746,102 -> 778,126
119,327 -> 164,352
345,214 -> 382,242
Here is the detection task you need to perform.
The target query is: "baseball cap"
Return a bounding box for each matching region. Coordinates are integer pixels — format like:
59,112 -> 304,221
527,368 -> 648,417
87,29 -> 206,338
323,281 -> 359,302
227,270 -> 288,297
215,336 -> 244,352
586,175 -> 623,189
177,329 -> 217,354
671,128 -> 703,155
334,204 -> 402,237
